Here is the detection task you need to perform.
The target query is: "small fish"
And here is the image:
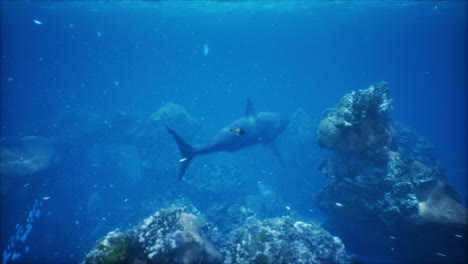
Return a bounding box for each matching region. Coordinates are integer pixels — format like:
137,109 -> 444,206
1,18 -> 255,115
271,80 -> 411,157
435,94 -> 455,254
435,252 -> 446,257
335,202 -> 344,207
42,196 -> 51,200
23,183 -> 29,188
124,198 -> 128,202
33,19 -> 42,25
389,236 -> 396,240
230,128 -> 245,135
455,234 -> 463,238
179,158 -> 187,162
75,220 -> 79,225
97,31 -> 101,38
285,206 -> 291,211
102,217 -> 106,221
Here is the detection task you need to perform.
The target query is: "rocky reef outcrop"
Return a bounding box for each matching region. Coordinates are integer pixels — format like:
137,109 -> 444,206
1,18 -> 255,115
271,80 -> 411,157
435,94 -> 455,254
318,82 -> 394,159
83,205 -> 354,264
83,206 -> 223,264
226,216 -> 352,264
316,82 -> 467,263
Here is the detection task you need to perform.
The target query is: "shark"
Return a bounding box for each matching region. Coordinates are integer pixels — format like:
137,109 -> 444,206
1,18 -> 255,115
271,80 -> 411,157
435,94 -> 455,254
166,99 -> 289,180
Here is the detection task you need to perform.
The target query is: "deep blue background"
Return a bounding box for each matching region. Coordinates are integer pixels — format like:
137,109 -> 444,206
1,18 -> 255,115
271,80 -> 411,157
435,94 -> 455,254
1,1 -> 466,263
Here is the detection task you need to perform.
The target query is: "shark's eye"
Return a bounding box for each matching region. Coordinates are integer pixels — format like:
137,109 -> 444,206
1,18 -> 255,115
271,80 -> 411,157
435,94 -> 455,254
230,128 -> 245,135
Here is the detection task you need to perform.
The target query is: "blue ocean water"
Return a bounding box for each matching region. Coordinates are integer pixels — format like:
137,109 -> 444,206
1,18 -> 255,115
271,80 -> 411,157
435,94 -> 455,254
1,1 -> 466,263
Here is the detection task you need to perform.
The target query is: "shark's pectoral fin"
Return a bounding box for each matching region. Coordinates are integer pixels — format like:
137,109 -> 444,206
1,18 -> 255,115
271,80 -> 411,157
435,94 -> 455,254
268,142 -> 284,166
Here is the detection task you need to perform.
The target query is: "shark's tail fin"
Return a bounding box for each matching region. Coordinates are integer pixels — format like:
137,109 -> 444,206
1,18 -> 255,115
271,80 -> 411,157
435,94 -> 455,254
166,126 -> 196,180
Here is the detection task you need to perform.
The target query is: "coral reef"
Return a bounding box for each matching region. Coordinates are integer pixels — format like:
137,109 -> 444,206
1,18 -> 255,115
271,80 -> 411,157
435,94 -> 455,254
83,206 -> 223,264
317,82 -> 394,158
225,216 -> 353,264
84,230 -> 141,264
317,151 -> 465,228
316,82 -> 467,262
205,205 -> 255,236
83,205 -> 353,264
392,121 -> 439,167
139,207 -> 222,264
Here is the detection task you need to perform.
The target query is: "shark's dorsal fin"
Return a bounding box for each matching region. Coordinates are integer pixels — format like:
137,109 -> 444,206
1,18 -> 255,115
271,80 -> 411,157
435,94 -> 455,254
246,99 -> 256,117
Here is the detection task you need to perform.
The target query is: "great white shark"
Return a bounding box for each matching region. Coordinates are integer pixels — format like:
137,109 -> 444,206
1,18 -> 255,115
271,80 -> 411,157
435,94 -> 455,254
166,99 -> 289,180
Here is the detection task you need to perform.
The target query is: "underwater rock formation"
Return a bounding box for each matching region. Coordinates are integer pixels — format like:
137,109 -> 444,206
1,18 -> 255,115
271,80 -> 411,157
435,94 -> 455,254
205,205 -> 256,236
317,151 -> 466,226
316,82 -> 467,262
83,206 -> 223,264
83,229 -> 141,264
392,121 -> 439,168
225,216 -> 352,264
83,205 -> 353,264
317,82 -> 394,158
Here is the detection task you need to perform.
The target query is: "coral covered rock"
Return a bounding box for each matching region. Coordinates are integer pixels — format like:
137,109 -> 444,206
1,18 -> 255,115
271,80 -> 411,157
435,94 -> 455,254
225,216 -> 353,264
83,230 -> 142,264
140,208 -> 222,264
316,83 -> 467,263
317,82 -> 394,157
83,205 -> 353,264
316,151 -> 466,228
392,121 -> 439,167
83,206 -> 223,264
205,205 -> 255,236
